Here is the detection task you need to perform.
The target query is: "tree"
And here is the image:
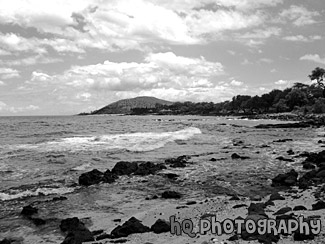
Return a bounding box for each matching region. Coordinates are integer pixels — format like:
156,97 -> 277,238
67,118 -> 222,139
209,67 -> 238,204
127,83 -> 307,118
309,67 -> 325,97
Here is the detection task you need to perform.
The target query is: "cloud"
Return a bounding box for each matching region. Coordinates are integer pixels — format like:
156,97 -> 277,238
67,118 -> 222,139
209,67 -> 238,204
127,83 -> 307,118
275,79 -> 288,85
1,55 -> 63,66
0,80 -> 5,85
235,27 -> 281,46
230,80 -> 243,86
280,5 -> 319,26
0,67 -> 20,79
300,54 -> 325,65
283,35 -> 321,42
0,101 -> 39,113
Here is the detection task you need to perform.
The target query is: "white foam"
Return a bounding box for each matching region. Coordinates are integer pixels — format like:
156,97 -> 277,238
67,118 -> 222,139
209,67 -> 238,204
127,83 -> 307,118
13,127 -> 202,152
0,187 -> 75,201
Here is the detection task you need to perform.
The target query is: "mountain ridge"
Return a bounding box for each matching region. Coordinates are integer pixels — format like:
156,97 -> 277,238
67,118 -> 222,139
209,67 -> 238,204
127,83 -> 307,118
90,96 -> 174,115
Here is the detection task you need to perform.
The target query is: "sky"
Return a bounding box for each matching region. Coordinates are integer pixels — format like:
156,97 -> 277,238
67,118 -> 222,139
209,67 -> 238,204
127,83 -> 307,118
0,0 -> 324,115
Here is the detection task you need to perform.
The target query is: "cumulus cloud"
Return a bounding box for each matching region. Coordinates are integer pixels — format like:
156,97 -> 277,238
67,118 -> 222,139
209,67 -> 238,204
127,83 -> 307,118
280,5 -> 319,26
283,35 -> 321,42
230,80 -> 243,86
0,67 -> 20,79
300,54 -> 325,65
0,101 -> 39,113
275,79 -> 288,85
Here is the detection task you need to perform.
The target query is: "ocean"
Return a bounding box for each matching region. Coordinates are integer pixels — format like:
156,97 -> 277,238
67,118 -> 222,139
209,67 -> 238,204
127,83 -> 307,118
0,115 -> 321,243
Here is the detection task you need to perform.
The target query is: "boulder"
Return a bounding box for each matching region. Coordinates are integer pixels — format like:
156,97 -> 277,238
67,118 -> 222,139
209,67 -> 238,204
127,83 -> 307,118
78,169 -> 104,186
150,219 -> 170,234
271,169 -> 298,187
112,161 -> 138,175
134,162 -> 166,176
110,217 -> 150,238
21,205 -> 38,216
60,217 -> 94,244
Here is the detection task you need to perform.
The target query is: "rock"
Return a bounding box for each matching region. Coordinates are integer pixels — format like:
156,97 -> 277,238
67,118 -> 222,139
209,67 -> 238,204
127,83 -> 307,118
30,217 -> 46,226
229,195 -> 240,201
52,196 -> 68,201
161,191 -> 181,199
228,235 -> 238,241
269,192 -> 285,201
316,170 -> 325,178
102,169 -> 118,183
255,122 -> 313,129
163,173 -> 179,179
186,201 -> 196,205
287,149 -> 294,155
78,169 -> 104,186
210,158 -> 217,162
150,219 -> 170,234
247,203 -> 267,216
302,162 -> 315,170
21,205 -> 38,216
112,161 -> 138,175
250,195 -> 262,201
312,200 -> 325,210
271,169 -> 298,187
166,155 -> 189,168
60,217 -> 94,244
275,156 -> 294,162
274,207 -> 292,215
293,205 -> 307,211
0,239 -> 12,244
134,162 -> 166,176
231,153 -> 250,160
110,217 -> 150,238
273,139 -> 293,143
232,204 -> 247,209
293,232 -> 315,241
96,233 -> 112,241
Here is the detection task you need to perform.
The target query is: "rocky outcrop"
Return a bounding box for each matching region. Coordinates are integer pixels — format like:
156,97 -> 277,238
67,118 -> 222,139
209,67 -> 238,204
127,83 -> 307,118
110,217 -> 150,238
60,217 -> 94,244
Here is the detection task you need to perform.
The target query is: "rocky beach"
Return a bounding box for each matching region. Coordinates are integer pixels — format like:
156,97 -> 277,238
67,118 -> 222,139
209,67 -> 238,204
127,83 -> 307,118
1,115 -> 325,244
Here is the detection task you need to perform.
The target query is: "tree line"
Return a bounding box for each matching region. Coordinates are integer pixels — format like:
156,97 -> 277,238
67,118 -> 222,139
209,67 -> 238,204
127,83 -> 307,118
131,67 -> 325,115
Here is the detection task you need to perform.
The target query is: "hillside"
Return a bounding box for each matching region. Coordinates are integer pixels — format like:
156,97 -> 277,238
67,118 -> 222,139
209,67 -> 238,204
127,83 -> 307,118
91,96 -> 174,114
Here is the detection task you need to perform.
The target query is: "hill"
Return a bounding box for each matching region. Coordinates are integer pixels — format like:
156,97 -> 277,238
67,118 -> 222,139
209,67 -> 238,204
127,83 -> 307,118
91,96 -> 174,115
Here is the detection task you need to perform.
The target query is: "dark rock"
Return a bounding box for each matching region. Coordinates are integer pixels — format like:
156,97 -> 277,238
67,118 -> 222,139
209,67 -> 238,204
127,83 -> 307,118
96,233 -> 112,241
275,156 -> 294,162
247,203 -> 266,216
250,195 -> 262,201
110,217 -> 150,238
229,195 -> 240,201
232,204 -> 247,209
78,169 -> 104,186
273,139 -> 293,143
161,191 -> 181,199
163,173 -> 179,179
293,205 -> 307,211
186,201 -> 196,205
60,217 -> 94,244
269,192 -> 285,201
166,155 -> 189,168
0,239 -> 12,244
293,232 -> 315,241
316,170 -> 325,178
231,153 -> 250,160
312,200 -> 325,210
102,169 -> 118,183
92,230 -> 104,236
21,205 -> 38,216
134,162 -> 165,176
274,207 -> 292,215
271,169 -> 298,187
30,217 -> 46,226
228,235 -> 238,241
210,158 -> 217,162
52,196 -> 68,201
150,219 -> 170,234
302,162 -> 315,170
112,161 -> 138,175
287,149 -> 294,155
